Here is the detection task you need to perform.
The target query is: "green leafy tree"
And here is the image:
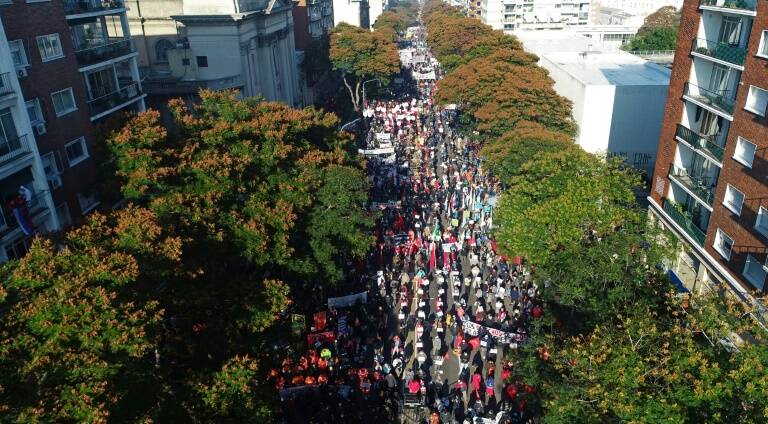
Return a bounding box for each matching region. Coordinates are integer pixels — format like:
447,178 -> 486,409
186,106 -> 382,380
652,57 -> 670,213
197,355 -> 275,423
0,209 -> 173,422
626,26 -> 679,51
108,91 -> 375,286
330,23 -> 400,112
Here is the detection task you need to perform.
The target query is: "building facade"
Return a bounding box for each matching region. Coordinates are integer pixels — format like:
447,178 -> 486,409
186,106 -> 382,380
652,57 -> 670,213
293,0 -> 334,51
0,18 -> 59,262
480,0 -> 592,32
0,0 -> 145,263
333,0 -> 370,28
648,0 -> 767,319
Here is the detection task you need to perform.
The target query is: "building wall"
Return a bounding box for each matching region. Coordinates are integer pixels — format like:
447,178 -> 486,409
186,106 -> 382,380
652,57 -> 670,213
126,0 -> 183,71
650,0 -> 768,297
333,0 -> 364,27
0,17 -> 59,262
1,2 -> 101,221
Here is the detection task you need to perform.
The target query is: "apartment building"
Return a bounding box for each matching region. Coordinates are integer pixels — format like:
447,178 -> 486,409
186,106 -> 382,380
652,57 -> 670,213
0,0 -> 145,262
333,0 -> 370,28
480,0 -> 591,32
649,0 -> 768,318
0,19 -> 58,262
293,0 -> 334,51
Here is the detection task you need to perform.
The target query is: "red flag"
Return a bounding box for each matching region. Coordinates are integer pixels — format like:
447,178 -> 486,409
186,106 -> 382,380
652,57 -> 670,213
428,241 -> 436,272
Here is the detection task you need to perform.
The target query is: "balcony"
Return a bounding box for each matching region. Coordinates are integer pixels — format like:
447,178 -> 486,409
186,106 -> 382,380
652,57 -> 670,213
683,82 -> 735,118
669,163 -> 716,206
699,0 -> 757,15
0,73 -> 15,99
64,0 -> 124,16
663,198 -> 707,246
87,82 -> 142,117
0,135 -> 32,167
675,124 -> 725,163
74,38 -> 134,68
0,188 -> 50,238
692,38 -> 746,68
237,0 -> 269,12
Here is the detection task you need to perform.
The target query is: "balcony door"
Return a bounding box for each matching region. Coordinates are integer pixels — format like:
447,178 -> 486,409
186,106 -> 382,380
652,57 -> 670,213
718,16 -> 742,46
87,68 -> 117,100
699,109 -> 722,138
0,109 -> 19,156
690,154 -> 719,188
70,18 -> 107,51
684,195 -> 710,232
708,63 -> 733,97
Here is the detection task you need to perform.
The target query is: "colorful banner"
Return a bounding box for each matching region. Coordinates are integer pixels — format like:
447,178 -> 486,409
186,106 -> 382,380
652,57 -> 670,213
313,311 -> 326,331
307,330 -> 335,346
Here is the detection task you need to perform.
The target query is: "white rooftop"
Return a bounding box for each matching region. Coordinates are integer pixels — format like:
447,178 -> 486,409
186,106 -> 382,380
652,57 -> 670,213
514,30 -> 596,56
541,51 -> 671,86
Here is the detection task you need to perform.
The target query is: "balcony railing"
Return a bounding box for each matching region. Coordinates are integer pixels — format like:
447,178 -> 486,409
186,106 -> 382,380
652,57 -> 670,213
693,38 -> 746,66
74,38 -> 134,67
63,0 -> 124,15
683,82 -> 736,116
675,124 -> 725,162
87,82 -> 142,116
699,0 -> 757,13
0,134 -> 31,165
663,198 -> 707,246
669,163 -> 716,206
0,186 -> 49,233
0,72 -> 15,97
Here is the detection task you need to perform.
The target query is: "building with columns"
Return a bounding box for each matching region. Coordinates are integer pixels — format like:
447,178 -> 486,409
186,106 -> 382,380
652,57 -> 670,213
133,0 -> 303,107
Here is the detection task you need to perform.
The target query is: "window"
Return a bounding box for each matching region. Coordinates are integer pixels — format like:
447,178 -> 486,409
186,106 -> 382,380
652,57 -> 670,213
36,34 -> 64,62
4,238 -> 32,261
733,136 -> 756,168
182,58 -> 190,66
154,39 -> 174,63
723,184 -> 745,215
41,151 -> 62,190
9,40 -> 28,67
56,202 -> 72,228
25,99 -> 43,124
714,228 -> 734,260
742,254 -> 766,290
196,56 -> 208,67
758,31 -> 768,58
65,137 -> 88,166
755,207 -> 768,238
745,85 -> 768,117
77,190 -> 99,214
51,88 -> 76,116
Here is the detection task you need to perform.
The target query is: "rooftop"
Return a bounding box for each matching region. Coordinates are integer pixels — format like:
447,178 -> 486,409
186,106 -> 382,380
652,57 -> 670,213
541,51 -> 671,86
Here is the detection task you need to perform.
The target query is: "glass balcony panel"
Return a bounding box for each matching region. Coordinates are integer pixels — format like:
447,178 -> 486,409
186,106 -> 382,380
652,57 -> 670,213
64,0 -> 124,15
0,135 -> 31,166
684,82 -> 735,116
675,124 -> 725,162
700,0 -> 757,12
74,38 -> 134,67
0,73 -> 15,97
669,163 -> 716,206
87,82 -> 142,117
663,198 -> 707,246
693,38 -> 746,66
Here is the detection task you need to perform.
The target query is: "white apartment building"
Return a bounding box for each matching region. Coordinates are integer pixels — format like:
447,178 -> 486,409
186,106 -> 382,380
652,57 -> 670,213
333,0 -> 370,28
480,0 -> 592,32
0,20 -> 59,262
598,0 -> 682,18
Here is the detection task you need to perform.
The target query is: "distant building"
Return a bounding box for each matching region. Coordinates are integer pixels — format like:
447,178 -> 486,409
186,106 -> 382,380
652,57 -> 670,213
648,0 -> 768,321
333,0 -> 370,28
132,0 -> 303,108
480,0 -> 592,32
573,25 -> 638,50
597,0 -> 682,18
538,50 -> 670,176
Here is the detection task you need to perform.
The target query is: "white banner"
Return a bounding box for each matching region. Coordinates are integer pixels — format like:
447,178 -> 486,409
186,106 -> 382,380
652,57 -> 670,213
358,147 -> 395,155
413,71 -> 436,80
327,291 -> 367,308
376,132 -> 391,141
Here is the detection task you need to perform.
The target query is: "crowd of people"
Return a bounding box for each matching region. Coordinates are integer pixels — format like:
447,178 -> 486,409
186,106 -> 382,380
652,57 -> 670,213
274,18 -> 544,424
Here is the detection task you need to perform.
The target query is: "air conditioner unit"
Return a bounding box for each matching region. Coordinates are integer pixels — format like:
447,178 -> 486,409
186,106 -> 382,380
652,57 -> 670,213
16,68 -> 27,78
34,123 -> 46,136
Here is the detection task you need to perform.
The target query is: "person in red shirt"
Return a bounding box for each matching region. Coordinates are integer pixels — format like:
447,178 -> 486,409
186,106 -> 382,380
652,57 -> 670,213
471,372 -> 482,395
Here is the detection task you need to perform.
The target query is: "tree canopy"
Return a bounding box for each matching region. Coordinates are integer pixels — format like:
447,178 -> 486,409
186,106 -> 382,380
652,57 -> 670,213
330,23 -> 400,111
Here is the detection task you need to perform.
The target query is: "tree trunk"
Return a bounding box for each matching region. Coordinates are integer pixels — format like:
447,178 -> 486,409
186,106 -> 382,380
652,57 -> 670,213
342,74 -> 360,112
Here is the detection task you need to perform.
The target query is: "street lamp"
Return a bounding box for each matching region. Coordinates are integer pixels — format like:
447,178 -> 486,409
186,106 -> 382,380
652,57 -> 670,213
340,117 -> 361,132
